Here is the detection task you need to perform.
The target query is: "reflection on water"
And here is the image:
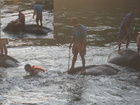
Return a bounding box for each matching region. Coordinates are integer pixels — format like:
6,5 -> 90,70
54,0 -> 140,46
2,0 -> 53,10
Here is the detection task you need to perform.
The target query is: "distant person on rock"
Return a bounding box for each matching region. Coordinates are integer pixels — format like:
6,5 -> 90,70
137,32 -> 140,55
69,17 -> 87,74
15,10 -> 25,33
33,1 -> 43,31
24,64 -> 47,76
118,7 -> 137,53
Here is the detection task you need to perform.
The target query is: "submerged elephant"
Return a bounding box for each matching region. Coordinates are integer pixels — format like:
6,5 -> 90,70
3,21 -> 52,35
108,49 -> 140,71
0,54 -> 18,68
68,64 -> 119,76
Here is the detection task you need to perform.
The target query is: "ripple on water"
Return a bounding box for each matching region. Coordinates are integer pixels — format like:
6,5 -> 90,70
0,44 -> 140,105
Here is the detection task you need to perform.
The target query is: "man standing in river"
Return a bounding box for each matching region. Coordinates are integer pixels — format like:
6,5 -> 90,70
118,7 -> 137,53
69,17 -> 87,74
33,1 -> 43,31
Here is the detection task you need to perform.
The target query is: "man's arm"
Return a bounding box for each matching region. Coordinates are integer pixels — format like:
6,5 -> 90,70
81,27 -> 87,44
33,6 -> 36,19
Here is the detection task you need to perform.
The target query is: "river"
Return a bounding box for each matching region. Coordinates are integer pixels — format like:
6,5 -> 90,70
1,0 -> 53,38
0,42 -> 140,105
0,0 -> 140,105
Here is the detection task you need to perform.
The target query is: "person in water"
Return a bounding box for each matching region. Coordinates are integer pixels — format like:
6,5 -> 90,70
15,10 -> 25,32
137,32 -> 140,55
24,64 -> 47,76
33,1 -> 43,31
118,7 -> 137,53
0,38 -> 8,59
69,17 -> 87,74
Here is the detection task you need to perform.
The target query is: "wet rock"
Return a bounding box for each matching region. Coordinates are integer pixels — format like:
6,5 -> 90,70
3,21 -> 52,36
68,64 -> 119,76
108,49 -> 140,71
0,54 -> 18,67
73,96 -> 81,101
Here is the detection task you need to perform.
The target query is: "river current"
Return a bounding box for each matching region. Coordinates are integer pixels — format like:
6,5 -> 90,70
0,42 -> 140,105
0,0 -> 140,105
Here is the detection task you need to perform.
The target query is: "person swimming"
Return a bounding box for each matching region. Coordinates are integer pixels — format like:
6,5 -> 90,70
24,64 -> 47,76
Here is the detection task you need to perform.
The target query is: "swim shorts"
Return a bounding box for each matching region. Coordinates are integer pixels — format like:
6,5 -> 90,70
118,27 -> 131,40
72,42 -> 86,56
36,14 -> 42,21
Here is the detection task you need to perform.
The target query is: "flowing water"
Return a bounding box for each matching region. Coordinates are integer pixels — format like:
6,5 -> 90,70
0,42 -> 140,105
1,0 -> 53,38
0,0 -> 140,105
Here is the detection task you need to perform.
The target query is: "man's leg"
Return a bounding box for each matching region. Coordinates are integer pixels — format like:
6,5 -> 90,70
118,39 -> 122,53
118,34 -> 126,53
0,45 -> 7,60
80,55 -> 85,74
69,53 -> 78,71
3,44 -> 7,56
39,15 -> 43,30
79,44 -> 86,74
125,28 -> 130,49
40,20 -> 43,31
36,18 -> 39,30
0,45 -> 3,54
126,36 -> 130,49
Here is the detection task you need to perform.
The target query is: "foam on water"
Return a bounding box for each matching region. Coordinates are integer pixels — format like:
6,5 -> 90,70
0,44 -> 140,105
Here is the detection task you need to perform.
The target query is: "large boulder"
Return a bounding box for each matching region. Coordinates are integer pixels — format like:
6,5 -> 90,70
108,49 -> 140,71
68,64 -> 119,76
0,54 -> 18,68
3,21 -> 51,35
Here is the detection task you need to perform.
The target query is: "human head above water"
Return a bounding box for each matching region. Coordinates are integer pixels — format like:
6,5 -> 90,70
70,17 -> 79,26
24,64 -> 32,72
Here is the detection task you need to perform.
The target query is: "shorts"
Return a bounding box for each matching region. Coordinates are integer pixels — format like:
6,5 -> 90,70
0,39 -> 8,45
118,27 -> 131,40
36,14 -> 42,22
72,42 -> 86,56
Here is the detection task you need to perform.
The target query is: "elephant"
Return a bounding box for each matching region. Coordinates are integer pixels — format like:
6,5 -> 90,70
0,54 -> 18,68
3,21 -> 52,35
108,49 -> 140,71
68,64 -> 119,76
